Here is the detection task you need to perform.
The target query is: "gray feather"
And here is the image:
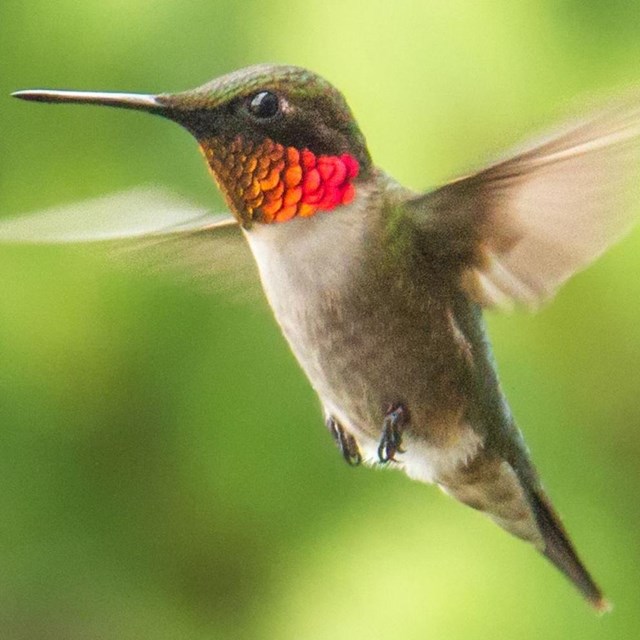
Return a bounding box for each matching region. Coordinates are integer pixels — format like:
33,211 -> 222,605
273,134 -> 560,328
406,92 -> 640,309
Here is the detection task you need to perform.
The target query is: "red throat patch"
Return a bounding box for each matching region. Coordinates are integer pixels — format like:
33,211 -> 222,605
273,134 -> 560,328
201,136 -> 359,224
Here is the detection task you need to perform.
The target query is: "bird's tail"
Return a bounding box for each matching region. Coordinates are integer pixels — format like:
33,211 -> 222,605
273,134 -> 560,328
438,453 -> 610,612
526,486 -> 611,613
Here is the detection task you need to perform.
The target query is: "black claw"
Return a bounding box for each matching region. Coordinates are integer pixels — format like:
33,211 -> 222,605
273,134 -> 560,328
377,403 -> 408,463
327,417 -> 362,466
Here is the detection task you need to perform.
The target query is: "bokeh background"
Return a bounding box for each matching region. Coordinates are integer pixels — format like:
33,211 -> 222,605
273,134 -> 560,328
1,1 -> 640,638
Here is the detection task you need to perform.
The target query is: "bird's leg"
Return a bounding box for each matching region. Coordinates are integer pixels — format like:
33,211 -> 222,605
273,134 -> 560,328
327,416 -> 362,466
378,403 -> 408,463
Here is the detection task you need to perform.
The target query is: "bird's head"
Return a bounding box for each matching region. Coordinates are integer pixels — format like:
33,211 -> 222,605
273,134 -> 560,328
14,64 -> 372,227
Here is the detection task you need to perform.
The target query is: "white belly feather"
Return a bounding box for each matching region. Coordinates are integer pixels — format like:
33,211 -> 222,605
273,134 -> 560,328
244,194 -> 485,485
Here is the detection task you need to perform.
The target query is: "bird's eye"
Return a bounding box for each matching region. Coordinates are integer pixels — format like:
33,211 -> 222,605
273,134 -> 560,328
247,91 -> 280,119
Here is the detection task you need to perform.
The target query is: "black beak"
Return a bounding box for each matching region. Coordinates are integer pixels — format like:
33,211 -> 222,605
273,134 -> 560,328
12,88 -> 217,138
11,89 -> 166,114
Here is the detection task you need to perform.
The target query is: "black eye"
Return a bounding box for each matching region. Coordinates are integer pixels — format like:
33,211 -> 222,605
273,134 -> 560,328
248,91 -> 280,119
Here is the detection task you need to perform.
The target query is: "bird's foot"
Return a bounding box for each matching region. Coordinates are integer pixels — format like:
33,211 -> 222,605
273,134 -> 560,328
327,416 -> 362,466
378,403 -> 408,463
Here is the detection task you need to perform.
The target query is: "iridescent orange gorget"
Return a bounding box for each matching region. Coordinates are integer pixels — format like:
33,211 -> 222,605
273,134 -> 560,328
201,135 -> 359,225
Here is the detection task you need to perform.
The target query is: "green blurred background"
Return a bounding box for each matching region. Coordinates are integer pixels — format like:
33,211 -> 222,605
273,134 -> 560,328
1,1 -> 640,638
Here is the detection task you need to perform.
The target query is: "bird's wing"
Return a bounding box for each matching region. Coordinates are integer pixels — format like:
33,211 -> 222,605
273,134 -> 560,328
405,93 -> 640,310
0,187 -> 257,291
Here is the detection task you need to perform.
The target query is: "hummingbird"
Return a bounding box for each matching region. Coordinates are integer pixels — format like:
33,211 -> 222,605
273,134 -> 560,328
8,64 -> 640,612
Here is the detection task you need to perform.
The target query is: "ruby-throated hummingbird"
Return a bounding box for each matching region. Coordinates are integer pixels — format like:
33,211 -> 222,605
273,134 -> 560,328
8,64 -> 640,611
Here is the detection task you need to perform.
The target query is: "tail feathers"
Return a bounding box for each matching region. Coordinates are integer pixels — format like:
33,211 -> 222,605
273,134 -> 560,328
439,453 -> 610,611
527,488 -> 611,613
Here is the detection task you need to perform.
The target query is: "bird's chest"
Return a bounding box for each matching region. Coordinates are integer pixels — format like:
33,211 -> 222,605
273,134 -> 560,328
245,209 -> 471,447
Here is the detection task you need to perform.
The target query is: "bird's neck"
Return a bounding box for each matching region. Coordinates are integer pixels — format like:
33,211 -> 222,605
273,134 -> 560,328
199,135 -> 361,227
242,171 -> 404,300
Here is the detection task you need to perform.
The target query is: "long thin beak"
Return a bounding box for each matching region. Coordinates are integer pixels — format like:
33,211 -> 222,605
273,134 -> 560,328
11,87 -> 217,138
11,89 -> 164,113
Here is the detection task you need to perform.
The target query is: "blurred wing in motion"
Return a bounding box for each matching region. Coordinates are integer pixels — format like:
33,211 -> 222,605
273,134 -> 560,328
406,92 -> 640,309
0,187 -> 257,292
